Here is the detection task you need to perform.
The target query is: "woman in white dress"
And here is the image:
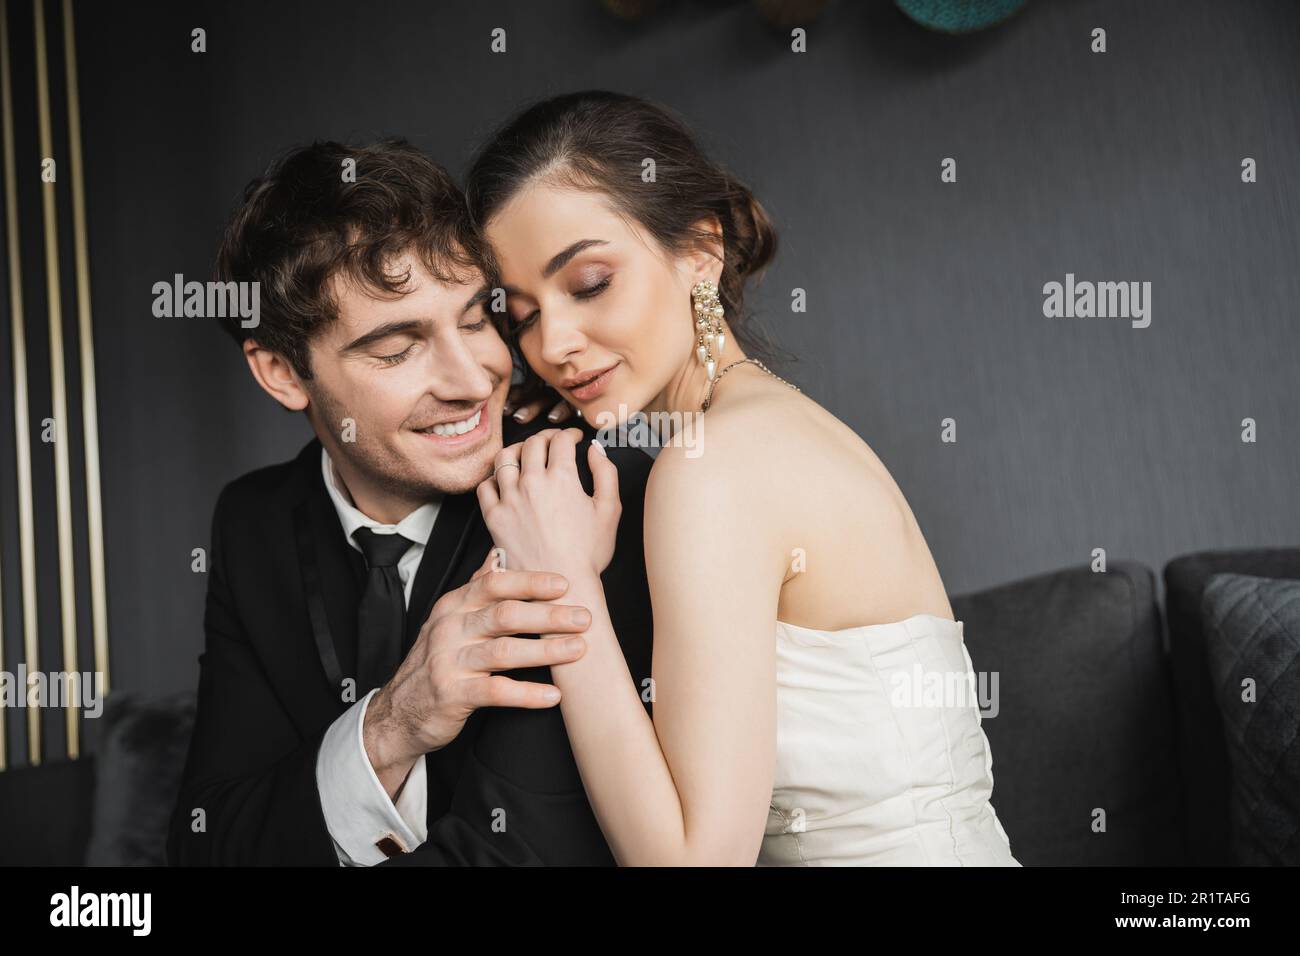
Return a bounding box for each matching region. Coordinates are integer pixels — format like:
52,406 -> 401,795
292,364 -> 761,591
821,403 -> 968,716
467,91 -> 1019,866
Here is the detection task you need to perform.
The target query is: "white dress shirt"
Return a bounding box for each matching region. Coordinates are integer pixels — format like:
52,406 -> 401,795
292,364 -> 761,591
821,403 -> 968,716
315,448 -> 441,866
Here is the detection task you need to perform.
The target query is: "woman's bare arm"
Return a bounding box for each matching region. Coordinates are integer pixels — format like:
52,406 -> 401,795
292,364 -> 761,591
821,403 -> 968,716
478,428 -> 784,865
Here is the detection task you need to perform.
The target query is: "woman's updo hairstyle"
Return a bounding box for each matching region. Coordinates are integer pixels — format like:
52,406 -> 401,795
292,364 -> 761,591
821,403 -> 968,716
466,90 -> 784,367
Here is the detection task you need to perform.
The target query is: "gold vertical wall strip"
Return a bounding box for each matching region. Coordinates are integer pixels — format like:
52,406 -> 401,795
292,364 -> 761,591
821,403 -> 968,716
33,0 -> 78,759
0,0 -> 38,768
0,1 -> 4,768
62,0 -> 105,698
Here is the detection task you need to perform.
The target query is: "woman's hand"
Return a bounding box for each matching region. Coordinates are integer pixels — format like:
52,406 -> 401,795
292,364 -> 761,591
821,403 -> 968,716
477,428 -> 621,582
504,382 -> 575,425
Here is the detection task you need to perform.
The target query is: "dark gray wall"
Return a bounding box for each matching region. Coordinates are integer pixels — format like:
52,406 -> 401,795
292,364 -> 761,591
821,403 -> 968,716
57,0 -> 1300,714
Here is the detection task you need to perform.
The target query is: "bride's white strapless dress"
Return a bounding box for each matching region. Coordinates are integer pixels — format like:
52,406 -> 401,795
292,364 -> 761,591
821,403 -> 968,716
759,613 -> 1020,866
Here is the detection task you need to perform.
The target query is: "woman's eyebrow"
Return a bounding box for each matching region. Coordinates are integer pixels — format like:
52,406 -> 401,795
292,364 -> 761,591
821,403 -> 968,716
543,239 -> 608,278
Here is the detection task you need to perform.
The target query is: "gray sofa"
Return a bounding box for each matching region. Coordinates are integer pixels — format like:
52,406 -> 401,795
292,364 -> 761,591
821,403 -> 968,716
3,546 -> 1297,866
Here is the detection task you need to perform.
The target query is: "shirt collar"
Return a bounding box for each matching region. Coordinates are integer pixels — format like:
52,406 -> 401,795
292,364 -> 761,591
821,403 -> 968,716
321,447 -> 441,550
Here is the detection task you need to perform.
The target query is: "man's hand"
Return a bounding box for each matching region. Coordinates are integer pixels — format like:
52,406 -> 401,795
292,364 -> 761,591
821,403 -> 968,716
361,553 -> 592,798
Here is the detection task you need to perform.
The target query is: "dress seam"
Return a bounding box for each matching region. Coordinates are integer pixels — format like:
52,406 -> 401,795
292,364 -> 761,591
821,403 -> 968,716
909,618 -> 966,865
866,622 -> 933,866
770,803 -> 811,866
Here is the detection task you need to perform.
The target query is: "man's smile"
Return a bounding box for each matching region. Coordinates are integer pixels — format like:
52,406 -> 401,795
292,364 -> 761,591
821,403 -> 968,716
411,401 -> 491,446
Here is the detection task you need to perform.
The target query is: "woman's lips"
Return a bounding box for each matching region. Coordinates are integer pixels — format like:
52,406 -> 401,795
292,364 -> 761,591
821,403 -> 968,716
567,362 -> 620,402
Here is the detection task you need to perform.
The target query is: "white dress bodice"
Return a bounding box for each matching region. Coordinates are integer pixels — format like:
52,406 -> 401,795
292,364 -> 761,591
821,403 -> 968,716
759,613 -> 1021,866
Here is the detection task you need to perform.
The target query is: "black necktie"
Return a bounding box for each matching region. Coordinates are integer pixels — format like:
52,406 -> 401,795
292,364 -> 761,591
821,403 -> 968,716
353,527 -> 414,696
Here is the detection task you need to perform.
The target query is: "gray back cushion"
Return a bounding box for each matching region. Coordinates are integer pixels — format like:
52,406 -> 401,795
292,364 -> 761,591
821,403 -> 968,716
953,561 -> 1183,864
1163,548 -> 1300,863
1202,573 -> 1300,865
85,691 -> 196,866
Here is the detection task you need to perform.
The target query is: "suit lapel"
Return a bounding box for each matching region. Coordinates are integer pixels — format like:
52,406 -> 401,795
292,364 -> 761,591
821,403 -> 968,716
293,452 -> 365,701
294,437 -> 486,700
296,414 -> 544,698
405,489 -> 483,651
405,489 -> 488,833
402,413 -> 544,648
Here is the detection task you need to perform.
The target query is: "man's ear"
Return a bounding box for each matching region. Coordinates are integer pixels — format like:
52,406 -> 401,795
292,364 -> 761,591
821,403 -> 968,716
243,339 -> 310,411
682,215 -> 725,287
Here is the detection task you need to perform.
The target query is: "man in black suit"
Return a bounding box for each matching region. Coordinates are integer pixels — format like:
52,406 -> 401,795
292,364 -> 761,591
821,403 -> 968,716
167,139 -> 653,866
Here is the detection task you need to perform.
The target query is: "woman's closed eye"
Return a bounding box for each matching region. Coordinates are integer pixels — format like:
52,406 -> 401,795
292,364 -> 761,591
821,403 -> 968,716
513,308 -> 541,332
511,275 -> 613,331
573,275 -> 612,300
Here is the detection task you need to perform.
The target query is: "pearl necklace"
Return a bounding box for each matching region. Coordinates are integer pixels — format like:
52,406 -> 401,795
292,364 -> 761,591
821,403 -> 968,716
701,358 -> 801,413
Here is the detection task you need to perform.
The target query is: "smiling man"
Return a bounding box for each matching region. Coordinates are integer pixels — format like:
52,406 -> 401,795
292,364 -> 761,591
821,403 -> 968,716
167,140 -> 654,866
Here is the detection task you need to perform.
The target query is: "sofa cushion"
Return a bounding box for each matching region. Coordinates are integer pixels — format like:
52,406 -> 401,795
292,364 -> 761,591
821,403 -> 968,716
1164,548 -> 1300,864
1202,573 -> 1300,865
953,560 -> 1182,865
85,691 -> 196,866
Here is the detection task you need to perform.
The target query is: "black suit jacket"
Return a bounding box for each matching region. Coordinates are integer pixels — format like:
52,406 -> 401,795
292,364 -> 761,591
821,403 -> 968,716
167,417 -> 654,866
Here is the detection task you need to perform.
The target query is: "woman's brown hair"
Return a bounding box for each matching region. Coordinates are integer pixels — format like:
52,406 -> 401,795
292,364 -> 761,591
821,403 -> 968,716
465,91 -> 789,371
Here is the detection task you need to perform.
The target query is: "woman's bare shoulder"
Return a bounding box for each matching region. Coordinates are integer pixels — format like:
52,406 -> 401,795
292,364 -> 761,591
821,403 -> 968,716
653,387 -> 910,539
646,395 -> 776,494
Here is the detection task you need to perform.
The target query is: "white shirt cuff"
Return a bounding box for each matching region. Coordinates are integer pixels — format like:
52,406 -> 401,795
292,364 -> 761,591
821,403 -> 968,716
316,688 -> 429,866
